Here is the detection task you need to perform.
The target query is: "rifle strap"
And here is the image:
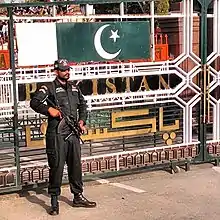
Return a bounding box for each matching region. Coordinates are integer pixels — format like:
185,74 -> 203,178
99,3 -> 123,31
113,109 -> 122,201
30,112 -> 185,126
52,80 -> 75,116
51,81 -> 60,109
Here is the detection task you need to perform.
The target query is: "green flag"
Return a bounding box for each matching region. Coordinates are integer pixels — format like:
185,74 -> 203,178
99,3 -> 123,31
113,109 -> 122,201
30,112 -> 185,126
15,21 -> 150,66
56,21 -> 150,62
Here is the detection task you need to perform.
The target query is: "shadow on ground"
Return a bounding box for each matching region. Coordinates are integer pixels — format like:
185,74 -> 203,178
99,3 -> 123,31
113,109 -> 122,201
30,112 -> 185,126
18,188 -> 73,214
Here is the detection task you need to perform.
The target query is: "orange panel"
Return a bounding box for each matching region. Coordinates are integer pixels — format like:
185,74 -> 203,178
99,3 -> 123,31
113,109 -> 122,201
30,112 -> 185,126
0,50 -> 10,69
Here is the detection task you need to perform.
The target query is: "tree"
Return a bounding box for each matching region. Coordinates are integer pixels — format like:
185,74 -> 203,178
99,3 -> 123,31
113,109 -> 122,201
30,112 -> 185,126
155,0 -> 170,15
94,0 -> 172,15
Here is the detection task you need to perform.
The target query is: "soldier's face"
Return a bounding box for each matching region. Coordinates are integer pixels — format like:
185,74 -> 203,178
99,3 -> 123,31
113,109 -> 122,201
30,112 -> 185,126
56,69 -> 70,80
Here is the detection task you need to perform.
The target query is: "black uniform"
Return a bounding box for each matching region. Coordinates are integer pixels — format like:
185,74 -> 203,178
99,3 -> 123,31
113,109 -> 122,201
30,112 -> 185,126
30,78 -> 87,196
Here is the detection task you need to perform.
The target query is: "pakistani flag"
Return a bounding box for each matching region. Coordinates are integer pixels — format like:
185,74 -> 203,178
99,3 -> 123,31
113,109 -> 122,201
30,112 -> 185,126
16,21 -> 150,66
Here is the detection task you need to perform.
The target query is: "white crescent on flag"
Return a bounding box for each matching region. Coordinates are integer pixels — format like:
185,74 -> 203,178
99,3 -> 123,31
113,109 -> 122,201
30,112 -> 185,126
94,24 -> 121,60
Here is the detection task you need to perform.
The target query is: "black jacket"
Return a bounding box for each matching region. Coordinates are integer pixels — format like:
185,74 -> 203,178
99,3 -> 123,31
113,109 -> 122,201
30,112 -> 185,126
30,78 -> 88,134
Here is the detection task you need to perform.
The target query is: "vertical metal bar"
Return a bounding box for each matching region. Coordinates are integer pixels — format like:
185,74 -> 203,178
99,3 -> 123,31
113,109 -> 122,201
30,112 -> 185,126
7,7 -> 20,188
199,4 -> 207,161
183,0 -> 187,54
120,2 -> 124,22
185,104 -> 189,143
189,0 -> 193,54
150,0 -> 155,61
217,0 -> 220,53
213,103 -> 217,140
203,65 -> 207,124
189,106 -> 193,142
116,155 -> 119,171
85,4 -> 90,16
186,0 -> 190,55
207,66 -> 210,123
216,103 -> 220,140
213,0 -> 217,52
196,0 -> 213,162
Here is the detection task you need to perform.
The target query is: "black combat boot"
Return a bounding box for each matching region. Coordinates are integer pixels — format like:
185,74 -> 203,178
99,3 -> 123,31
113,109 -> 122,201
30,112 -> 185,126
49,195 -> 59,215
73,193 -> 96,208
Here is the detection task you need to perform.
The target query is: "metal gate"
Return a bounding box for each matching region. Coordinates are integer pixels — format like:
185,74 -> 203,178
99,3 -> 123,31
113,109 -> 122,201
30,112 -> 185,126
0,0 -> 218,193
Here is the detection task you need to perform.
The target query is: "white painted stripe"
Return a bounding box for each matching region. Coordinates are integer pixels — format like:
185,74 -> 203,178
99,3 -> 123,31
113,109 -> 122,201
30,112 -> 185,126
110,182 -> 146,193
95,178 -> 110,184
96,178 -> 145,193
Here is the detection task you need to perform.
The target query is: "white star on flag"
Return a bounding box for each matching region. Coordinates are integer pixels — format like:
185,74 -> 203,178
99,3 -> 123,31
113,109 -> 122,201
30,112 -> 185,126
109,30 -> 120,43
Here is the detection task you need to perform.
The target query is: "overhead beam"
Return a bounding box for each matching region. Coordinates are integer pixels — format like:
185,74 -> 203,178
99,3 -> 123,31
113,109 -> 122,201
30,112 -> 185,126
0,0 -> 152,8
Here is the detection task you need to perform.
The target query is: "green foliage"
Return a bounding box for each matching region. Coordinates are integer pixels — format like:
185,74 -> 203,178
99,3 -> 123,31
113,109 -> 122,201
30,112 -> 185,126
155,0 -> 170,15
93,4 -> 119,14
94,2 -> 149,15
94,0 -> 172,15
0,8 -> 6,15
126,2 -> 150,14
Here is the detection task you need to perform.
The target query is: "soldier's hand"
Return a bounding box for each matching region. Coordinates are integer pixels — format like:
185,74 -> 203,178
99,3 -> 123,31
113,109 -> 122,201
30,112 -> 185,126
48,107 -> 62,118
78,120 -> 86,134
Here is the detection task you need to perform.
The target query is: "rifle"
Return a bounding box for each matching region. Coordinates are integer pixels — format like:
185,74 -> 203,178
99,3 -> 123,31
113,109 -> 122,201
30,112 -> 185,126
43,95 -> 84,144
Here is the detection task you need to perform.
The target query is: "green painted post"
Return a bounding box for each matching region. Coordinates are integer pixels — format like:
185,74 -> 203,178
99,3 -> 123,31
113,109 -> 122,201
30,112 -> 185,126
7,7 -> 21,188
195,0 -> 212,162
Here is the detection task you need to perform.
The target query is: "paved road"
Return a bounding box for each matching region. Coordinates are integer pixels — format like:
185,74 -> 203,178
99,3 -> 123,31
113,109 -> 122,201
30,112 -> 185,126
1,163 -> 220,220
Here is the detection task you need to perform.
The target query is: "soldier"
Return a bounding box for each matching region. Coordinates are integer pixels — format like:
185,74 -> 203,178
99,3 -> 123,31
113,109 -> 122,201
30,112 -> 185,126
30,59 -> 96,215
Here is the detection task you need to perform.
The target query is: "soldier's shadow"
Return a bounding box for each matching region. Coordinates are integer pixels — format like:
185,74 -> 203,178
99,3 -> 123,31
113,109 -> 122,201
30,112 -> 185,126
19,190 -> 51,214
40,189 -> 73,206
19,188 -> 72,214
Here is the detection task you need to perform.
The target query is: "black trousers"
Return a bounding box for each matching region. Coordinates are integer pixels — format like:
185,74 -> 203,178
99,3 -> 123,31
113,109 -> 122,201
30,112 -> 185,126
46,133 -> 83,196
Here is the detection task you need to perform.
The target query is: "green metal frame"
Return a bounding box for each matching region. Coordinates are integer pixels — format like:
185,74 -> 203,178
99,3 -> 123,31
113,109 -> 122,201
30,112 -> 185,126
7,7 -> 21,192
195,0 -> 214,162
